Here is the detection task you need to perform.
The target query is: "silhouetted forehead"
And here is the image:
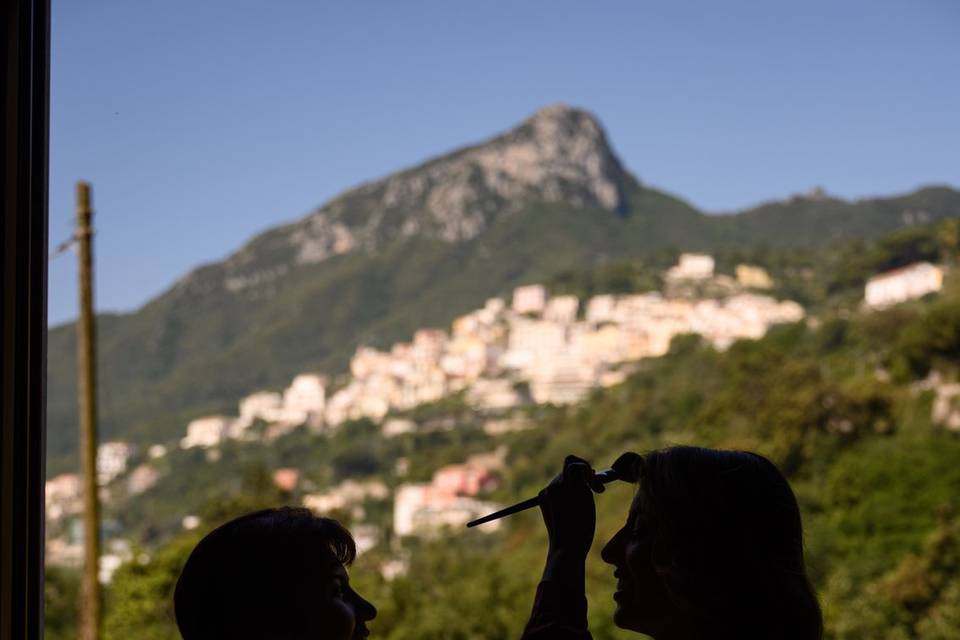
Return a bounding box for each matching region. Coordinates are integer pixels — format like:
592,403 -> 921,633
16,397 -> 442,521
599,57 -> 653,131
281,541 -> 342,583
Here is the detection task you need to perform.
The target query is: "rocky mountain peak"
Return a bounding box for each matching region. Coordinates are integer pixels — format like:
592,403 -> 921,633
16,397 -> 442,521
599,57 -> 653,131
522,103 -> 607,149
288,105 -> 630,265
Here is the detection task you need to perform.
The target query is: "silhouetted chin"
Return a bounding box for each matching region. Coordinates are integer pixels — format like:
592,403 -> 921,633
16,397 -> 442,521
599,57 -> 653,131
612,594 -> 652,635
611,595 -> 630,630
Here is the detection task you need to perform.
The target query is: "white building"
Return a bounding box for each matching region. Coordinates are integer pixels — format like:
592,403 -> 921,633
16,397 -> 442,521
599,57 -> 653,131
392,452 -> 504,537
409,496 -> 502,535
382,418 -> 416,437
440,338 -> 489,381
147,444 -> 168,459
235,391 -> 284,436
380,557 -> 410,581
281,373 -> 326,427
529,352 -> 595,405
544,295 -> 579,324
99,539 -> 132,584
411,329 -> 448,367
511,284 -> 547,315
666,253 -> 715,280
303,480 -> 390,514
46,536 -> 84,568
466,377 -> 525,410
392,484 -> 501,537
350,346 -> 392,379
865,262 -> 944,308
100,554 -> 124,584
393,485 -> 429,536
585,294 -> 617,324
351,524 -> 381,555
97,441 -> 134,484
180,415 -> 233,449
324,385 -> 359,426
577,324 -> 637,364
479,297 -> 505,323
736,264 -> 774,289
932,382 -> 960,432
45,473 -> 82,520
502,317 -> 566,372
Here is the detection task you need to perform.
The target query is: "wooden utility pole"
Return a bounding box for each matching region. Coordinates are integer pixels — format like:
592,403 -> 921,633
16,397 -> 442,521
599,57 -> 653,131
76,181 -> 101,640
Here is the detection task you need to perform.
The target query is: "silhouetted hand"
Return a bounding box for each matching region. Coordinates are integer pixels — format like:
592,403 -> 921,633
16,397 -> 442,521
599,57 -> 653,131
538,455 -> 605,565
611,451 -> 642,483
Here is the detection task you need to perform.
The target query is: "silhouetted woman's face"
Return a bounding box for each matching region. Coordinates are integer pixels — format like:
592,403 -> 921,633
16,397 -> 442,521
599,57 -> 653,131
317,561 -> 377,640
601,495 -> 683,638
599,447 -> 824,639
174,508 -> 378,640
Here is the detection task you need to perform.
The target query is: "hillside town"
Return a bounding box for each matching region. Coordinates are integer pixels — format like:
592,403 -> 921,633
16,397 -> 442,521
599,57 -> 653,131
180,253 -> 805,448
44,254 -> 951,579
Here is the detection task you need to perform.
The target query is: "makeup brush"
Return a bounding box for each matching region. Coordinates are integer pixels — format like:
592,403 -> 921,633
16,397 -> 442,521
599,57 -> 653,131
466,467 -> 621,528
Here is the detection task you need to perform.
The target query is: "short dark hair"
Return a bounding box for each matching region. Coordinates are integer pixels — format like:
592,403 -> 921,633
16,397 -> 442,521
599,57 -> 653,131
635,446 -> 823,640
174,507 -> 356,639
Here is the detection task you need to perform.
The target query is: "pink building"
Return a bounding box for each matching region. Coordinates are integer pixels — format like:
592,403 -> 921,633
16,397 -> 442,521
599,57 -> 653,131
273,468 -> 300,492
432,464 -> 498,497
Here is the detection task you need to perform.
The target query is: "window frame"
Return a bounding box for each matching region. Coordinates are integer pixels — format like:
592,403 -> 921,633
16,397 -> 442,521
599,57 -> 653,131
1,0 -> 50,638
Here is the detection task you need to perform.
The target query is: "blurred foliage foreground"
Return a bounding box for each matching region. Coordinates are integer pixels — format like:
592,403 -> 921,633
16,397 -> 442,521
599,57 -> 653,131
47,227 -> 960,640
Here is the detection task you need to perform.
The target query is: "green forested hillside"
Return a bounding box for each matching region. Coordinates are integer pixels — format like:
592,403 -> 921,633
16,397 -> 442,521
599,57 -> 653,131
715,186 -> 960,247
45,180 -> 960,476
45,221 -> 960,639
44,105 -> 960,475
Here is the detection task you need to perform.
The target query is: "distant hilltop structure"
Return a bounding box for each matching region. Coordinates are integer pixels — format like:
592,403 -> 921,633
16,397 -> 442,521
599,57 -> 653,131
864,262 -> 944,308
799,186 -> 830,202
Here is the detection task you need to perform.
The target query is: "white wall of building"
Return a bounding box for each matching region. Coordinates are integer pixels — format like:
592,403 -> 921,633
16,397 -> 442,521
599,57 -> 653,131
180,416 -> 232,449
97,441 -> 134,484
865,262 -> 944,308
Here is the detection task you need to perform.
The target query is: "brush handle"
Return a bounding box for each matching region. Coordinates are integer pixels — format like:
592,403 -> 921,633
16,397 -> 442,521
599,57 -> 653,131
466,468 -> 620,528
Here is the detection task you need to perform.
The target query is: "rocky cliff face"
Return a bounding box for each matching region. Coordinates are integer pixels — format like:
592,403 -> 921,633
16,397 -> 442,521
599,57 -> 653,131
170,104 -> 631,299
190,104 -> 631,296
289,104 -> 629,258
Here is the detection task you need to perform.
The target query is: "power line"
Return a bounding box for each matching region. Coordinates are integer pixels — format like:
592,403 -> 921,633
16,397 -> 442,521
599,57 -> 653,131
49,233 -> 77,260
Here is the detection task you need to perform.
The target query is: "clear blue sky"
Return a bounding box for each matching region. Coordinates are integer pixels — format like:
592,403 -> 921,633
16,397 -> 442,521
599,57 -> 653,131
48,0 -> 960,325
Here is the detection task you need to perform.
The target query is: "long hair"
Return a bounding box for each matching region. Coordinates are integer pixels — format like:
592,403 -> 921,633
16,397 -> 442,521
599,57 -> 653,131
635,446 -> 822,639
174,507 -> 356,640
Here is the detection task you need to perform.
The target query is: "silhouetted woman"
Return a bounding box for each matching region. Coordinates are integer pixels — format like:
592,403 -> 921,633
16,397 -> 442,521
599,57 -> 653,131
174,506 -> 376,640
522,447 -> 823,639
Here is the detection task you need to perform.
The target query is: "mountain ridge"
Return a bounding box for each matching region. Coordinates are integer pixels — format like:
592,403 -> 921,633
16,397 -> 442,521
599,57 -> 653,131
45,104 -> 960,471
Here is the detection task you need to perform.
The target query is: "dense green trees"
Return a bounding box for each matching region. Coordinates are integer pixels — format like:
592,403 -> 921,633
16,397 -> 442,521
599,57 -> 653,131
46,221 -> 960,638
44,567 -> 80,640
102,536 -> 197,640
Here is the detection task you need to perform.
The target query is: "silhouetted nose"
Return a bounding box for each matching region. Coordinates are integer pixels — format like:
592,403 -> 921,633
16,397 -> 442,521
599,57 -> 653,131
601,527 -> 626,565
355,594 -> 377,622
